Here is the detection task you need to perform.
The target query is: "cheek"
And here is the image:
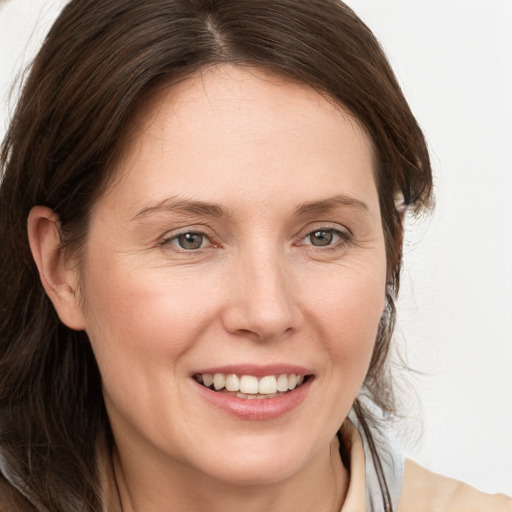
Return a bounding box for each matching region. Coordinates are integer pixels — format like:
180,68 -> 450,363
79,256 -> 220,376
306,258 -> 386,373
294,259 -> 386,443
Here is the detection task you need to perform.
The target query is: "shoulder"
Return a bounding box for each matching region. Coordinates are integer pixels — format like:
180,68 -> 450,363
398,458 -> 512,512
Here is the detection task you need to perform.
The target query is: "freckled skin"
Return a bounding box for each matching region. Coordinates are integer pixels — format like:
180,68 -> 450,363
73,66 -> 387,511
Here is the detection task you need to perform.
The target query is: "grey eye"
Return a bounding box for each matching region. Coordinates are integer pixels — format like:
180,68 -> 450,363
175,232 -> 206,250
306,229 -> 341,247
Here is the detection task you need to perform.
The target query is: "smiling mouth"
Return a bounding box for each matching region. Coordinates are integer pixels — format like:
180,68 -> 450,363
193,373 -> 310,399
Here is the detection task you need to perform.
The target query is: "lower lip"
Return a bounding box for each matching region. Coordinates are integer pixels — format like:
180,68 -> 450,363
194,378 -> 313,421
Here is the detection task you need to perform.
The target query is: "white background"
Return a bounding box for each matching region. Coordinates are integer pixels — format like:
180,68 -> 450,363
1,0 -> 511,496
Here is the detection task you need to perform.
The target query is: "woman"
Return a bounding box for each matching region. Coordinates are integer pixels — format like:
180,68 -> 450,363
0,1 -> 510,511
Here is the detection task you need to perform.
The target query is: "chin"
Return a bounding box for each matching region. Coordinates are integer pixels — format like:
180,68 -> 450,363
203,455 -> 304,487
185,431 -> 322,487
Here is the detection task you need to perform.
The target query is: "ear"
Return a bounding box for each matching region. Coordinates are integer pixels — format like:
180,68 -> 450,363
394,191 -> 407,222
27,206 -> 86,330
397,204 -> 407,223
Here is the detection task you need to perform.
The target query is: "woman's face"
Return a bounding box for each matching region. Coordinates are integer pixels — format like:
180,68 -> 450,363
76,66 -> 386,485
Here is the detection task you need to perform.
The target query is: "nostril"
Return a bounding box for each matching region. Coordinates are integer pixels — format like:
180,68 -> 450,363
221,275 -> 300,341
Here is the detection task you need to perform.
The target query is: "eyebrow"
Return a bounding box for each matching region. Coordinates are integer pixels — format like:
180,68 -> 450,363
131,197 -> 227,220
295,194 -> 370,216
131,193 -> 370,221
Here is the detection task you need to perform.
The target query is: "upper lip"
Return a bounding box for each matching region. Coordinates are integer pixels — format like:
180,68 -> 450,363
192,364 -> 313,377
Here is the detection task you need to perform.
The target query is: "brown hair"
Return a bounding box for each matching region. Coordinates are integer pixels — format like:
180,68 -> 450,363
0,0 -> 432,510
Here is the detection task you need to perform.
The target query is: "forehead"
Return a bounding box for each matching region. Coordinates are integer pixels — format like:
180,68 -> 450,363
103,65 -> 378,218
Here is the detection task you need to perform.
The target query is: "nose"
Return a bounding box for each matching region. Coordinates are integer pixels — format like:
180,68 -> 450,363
221,249 -> 301,342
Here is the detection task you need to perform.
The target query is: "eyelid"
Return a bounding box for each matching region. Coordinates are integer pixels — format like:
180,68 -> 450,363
294,223 -> 352,248
295,222 -> 351,239
159,226 -> 219,252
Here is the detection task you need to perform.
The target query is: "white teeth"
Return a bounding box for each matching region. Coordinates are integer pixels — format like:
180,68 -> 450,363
276,374 -> 289,392
197,372 -> 307,396
240,375 -> 259,394
258,375 -> 277,394
225,374 -> 240,392
213,373 -> 225,390
288,374 -> 297,390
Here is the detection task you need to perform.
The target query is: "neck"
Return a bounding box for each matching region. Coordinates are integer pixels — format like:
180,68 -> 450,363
112,436 -> 348,512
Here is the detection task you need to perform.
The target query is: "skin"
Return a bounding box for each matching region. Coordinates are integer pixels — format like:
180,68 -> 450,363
29,65 -> 387,512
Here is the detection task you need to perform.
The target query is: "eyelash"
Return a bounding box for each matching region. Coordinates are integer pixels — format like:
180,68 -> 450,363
160,230 -> 215,252
160,225 -> 351,254
297,226 -> 352,251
